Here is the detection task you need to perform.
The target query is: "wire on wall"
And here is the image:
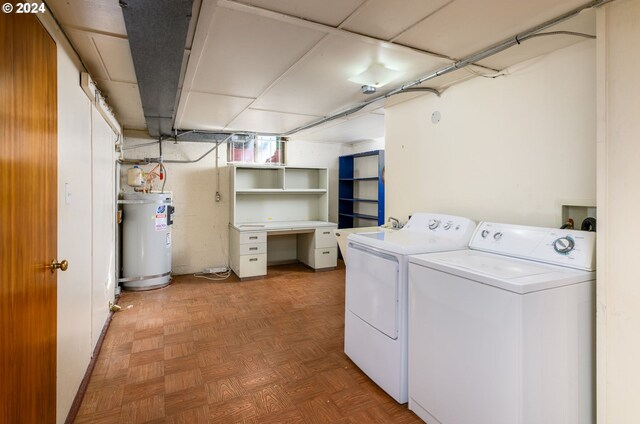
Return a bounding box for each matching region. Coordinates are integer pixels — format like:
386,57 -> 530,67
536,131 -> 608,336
193,268 -> 232,281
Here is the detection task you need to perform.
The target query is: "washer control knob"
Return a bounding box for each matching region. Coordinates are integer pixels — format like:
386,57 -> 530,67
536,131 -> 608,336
443,222 -> 453,230
428,219 -> 440,230
481,230 -> 490,238
493,232 -> 503,241
553,236 -> 575,254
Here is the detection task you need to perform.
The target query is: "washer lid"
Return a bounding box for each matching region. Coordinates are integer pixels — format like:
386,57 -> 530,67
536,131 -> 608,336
409,250 -> 595,294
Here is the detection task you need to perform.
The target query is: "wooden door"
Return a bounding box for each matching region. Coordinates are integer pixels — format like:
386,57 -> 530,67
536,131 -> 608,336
0,9 -> 58,424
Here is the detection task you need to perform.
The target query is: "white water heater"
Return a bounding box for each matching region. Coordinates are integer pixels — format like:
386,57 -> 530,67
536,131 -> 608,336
120,192 -> 174,290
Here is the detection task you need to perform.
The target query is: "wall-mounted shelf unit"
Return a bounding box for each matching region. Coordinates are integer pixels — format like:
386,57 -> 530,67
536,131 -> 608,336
230,165 -> 329,225
338,150 -> 385,228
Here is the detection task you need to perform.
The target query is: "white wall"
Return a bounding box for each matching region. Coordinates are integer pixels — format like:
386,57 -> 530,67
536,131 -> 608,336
91,106 -> 117,349
597,1 -> 640,423
56,44 -> 93,424
385,41 -> 596,227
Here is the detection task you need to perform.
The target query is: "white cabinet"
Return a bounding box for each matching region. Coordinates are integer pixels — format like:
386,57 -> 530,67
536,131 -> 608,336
297,227 -> 338,270
228,165 -> 337,279
229,228 -> 267,279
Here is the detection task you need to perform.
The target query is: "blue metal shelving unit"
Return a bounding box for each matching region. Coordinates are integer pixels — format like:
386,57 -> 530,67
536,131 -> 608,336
338,150 -> 385,229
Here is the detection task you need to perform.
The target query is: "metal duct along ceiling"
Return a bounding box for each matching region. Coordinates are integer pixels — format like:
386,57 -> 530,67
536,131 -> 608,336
120,0 -> 194,137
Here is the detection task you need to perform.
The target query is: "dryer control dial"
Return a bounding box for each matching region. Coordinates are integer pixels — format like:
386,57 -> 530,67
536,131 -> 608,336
443,222 -> 453,230
553,236 -> 575,254
493,232 -> 503,241
428,219 -> 441,230
481,229 -> 490,238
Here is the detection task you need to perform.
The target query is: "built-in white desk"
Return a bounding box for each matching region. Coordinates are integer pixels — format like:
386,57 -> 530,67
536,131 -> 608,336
229,220 -> 338,279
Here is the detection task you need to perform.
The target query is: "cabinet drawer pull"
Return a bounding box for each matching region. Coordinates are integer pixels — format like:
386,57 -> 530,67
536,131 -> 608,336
249,258 -> 258,262
322,251 -> 330,255
322,231 -> 331,235
249,236 -> 258,240
249,247 -> 258,251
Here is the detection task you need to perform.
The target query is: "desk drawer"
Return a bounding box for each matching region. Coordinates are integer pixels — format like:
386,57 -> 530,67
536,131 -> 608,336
240,232 -> 266,244
315,227 -> 337,248
239,254 -> 266,277
314,247 -> 337,269
240,243 -> 266,255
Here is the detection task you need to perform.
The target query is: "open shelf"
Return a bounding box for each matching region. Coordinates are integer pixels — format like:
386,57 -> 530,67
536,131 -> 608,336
338,150 -> 385,229
285,168 -> 327,190
231,165 -> 330,225
237,189 -> 327,195
339,177 -> 379,181
339,212 -> 379,221
235,167 -> 283,190
339,198 -> 379,203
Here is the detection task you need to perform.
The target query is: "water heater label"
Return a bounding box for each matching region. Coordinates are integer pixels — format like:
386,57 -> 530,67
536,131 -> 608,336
155,205 -> 167,231
166,232 -> 171,247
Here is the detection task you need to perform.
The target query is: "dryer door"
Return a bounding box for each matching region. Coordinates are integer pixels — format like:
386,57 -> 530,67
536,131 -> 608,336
346,242 -> 400,339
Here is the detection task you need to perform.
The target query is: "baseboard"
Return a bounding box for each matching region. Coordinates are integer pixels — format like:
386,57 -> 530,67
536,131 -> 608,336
64,297 -> 118,424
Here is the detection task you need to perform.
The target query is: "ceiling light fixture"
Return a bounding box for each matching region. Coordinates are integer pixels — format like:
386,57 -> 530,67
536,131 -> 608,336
361,85 -> 376,95
349,63 -> 403,88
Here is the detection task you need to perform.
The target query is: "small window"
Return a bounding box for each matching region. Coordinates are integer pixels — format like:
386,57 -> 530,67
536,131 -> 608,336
227,134 -> 285,165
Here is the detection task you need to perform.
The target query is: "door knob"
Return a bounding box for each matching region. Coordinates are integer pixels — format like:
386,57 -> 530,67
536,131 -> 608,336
50,259 -> 69,273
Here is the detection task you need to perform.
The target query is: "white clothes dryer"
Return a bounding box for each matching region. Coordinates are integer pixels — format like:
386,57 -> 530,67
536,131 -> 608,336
408,222 -> 596,424
345,213 -> 476,403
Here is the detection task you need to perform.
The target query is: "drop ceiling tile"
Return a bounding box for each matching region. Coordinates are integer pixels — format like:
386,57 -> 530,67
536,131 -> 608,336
253,34 -> 451,116
92,36 -> 137,83
232,0 -> 366,26
178,92 -> 254,130
292,113 -> 384,143
190,7 -> 325,98
65,29 -> 110,81
46,0 -> 127,36
95,80 -> 146,130
342,0 -> 451,41
225,109 -> 322,134
395,0 -> 589,59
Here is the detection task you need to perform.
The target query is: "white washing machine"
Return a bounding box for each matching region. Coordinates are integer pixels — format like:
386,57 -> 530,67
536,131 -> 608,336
408,222 -> 596,424
345,213 -> 476,403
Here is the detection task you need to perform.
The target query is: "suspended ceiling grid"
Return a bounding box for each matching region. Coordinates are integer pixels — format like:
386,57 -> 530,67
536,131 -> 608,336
45,0 -> 596,143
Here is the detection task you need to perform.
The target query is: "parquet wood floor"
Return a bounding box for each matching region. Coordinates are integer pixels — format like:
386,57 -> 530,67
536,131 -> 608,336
74,263 -> 423,424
